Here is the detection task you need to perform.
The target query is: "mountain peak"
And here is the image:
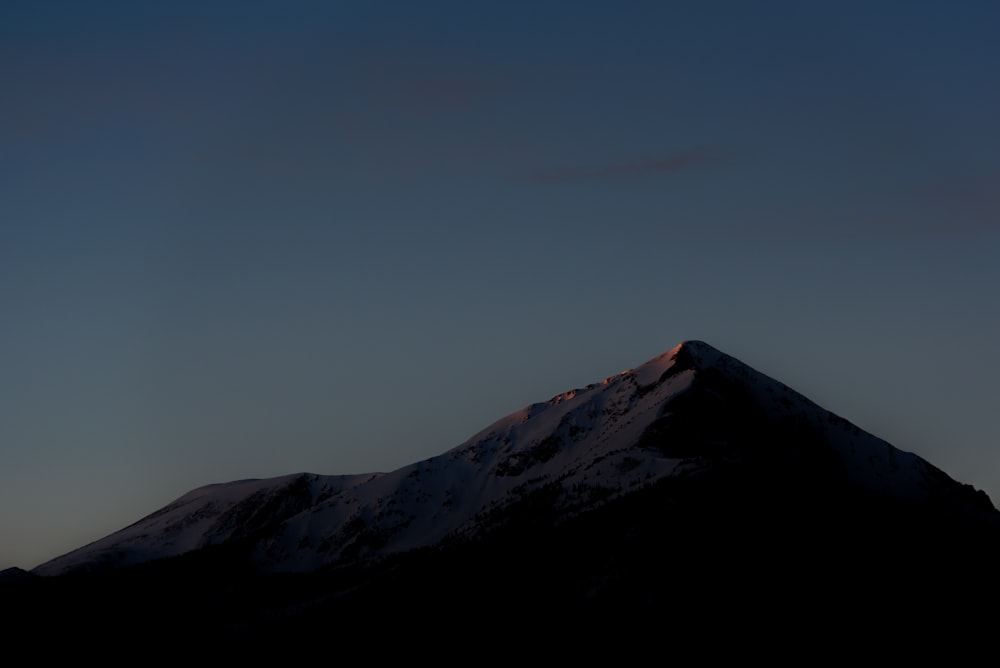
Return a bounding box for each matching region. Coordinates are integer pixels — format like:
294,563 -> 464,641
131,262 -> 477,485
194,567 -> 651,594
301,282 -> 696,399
625,339 -> 720,386
667,339 -> 722,365
673,338 -> 715,352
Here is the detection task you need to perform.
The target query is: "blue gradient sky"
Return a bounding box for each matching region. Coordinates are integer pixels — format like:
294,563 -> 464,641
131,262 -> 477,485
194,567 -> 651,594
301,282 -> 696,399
3,0 -> 999,570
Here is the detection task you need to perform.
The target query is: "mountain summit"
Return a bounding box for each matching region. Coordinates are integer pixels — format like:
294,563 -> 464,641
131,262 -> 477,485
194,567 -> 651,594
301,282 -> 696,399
34,340 -> 998,579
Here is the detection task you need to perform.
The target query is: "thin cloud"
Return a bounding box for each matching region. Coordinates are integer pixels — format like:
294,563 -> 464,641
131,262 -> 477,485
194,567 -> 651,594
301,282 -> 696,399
351,54 -> 511,119
522,150 -> 714,184
871,180 -> 1000,237
928,182 -> 1000,230
798,178 -> 1000,242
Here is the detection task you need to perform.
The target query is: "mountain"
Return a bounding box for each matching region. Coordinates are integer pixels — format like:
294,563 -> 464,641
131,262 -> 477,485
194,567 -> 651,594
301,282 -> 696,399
9,341 -> 1000,648
34,340 -> 997,577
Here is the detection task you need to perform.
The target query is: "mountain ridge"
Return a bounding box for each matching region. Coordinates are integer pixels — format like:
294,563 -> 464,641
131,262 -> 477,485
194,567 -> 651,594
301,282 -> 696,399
33,339 -> 998,578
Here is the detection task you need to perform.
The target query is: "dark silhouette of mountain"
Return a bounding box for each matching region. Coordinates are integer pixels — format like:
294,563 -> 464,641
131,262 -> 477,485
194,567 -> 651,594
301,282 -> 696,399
0,567 -> 35,585
4,341 -> 998,652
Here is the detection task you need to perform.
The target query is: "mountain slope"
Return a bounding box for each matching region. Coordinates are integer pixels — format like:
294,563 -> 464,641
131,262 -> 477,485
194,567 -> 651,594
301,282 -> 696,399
34,340 -> 998,579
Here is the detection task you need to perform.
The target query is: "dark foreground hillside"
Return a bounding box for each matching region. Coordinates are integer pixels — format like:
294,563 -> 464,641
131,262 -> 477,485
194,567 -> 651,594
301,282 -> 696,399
4,460 -> 998,656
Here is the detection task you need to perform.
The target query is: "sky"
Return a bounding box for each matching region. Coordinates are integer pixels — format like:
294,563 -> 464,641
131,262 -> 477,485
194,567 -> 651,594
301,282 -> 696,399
2,0 -> 999,571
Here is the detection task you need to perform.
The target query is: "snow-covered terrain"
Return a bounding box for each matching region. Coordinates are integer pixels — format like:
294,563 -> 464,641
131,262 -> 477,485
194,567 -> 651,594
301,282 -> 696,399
33,340 -> 996,577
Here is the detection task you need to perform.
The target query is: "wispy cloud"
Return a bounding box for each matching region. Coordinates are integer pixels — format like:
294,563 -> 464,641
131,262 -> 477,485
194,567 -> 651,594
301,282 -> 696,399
521,150 -> 714,184
925,182 -> 1000,231
864,179 -> 1000,237
796,177 -> 1000,242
